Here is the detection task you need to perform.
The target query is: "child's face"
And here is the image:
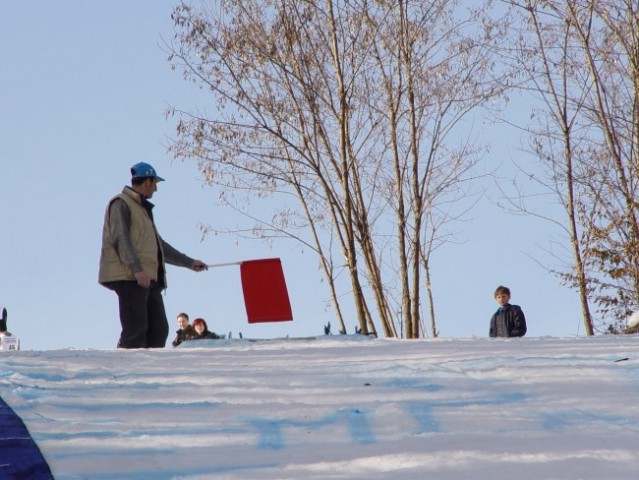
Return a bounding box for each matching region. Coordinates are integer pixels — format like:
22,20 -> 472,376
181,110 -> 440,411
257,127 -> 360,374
495,292 -> 510,306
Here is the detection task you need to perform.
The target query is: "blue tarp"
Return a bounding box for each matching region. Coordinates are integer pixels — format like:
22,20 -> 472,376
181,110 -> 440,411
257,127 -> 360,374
0,395 -> 53,479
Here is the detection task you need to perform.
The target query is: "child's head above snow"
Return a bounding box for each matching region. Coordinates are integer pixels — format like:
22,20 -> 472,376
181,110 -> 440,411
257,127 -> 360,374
494,286 -> 511,306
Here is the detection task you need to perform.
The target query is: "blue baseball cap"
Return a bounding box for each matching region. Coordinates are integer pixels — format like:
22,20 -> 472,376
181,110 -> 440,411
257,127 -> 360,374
130,162 -> 165,181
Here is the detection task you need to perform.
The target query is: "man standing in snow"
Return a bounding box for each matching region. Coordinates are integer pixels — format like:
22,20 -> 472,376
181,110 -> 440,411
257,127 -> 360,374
489,285 -> 527,338
99,162 -> 208,349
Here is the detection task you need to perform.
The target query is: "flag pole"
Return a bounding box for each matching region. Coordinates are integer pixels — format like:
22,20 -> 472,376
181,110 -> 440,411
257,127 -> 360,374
206,261 -> 243,268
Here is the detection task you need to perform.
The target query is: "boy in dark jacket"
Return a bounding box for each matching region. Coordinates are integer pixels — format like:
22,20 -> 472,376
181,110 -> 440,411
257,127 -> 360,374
172,312 -> 197,347
489,285 -> 527,337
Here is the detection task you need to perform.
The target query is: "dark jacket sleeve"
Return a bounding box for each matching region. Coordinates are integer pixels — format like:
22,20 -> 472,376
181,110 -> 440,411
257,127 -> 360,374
160,238 -> 195,268
489,314 -> 497,337
172,331 -> 181,347
510,306 -> 527,337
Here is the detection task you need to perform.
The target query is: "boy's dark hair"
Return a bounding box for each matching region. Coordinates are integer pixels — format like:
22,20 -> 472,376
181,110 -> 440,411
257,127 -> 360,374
177,312 -> 189,321
494,285 -> 511,297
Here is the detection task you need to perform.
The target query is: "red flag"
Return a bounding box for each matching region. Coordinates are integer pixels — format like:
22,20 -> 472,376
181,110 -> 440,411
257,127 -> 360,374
240,258 -> 293,323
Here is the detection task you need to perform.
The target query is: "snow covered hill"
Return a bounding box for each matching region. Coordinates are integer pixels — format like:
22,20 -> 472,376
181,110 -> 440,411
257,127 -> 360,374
2,335 -> 639,479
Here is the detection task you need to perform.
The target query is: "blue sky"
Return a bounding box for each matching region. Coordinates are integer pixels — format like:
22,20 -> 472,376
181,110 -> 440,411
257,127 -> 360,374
0,1 -> 585,350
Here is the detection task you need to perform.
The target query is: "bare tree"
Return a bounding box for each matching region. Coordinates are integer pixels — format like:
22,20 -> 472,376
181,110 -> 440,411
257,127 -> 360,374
167,0 -> 505,337
506,0 -> 639,333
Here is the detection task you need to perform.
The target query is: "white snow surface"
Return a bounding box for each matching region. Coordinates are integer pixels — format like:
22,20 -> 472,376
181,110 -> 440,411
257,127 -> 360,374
2,335 -> 639,480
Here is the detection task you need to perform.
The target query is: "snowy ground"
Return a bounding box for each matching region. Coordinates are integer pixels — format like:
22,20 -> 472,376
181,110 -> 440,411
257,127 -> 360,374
2,335 -> 639,480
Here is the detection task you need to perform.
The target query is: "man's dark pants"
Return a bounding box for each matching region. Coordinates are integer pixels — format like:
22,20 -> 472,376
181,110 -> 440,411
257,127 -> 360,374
110,281 -> 169,348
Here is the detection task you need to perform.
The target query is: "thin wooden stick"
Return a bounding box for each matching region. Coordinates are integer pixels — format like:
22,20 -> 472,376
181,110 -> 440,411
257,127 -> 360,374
206,261 -> 243,268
